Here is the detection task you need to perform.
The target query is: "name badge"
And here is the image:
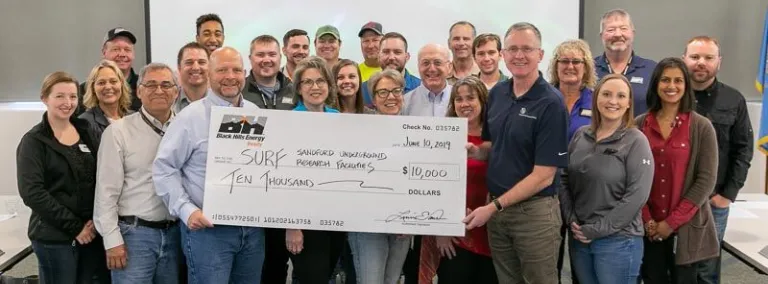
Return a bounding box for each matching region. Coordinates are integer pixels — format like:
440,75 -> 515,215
579,108 -> 592,117
281,97 -> 293,104
78,144 -> 91,153
630,76 -> 644,84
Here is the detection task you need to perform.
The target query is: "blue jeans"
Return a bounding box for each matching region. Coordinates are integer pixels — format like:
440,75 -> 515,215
31,238 -> 110,284
347,232 -> 410,284
711,205 -> 729,244
181,224 -> 266,284
111,220 -> 182,284
569,234 -> 643,284
699,204 -> 730,284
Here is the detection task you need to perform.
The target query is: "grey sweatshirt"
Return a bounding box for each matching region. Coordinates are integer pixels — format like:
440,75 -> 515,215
560,126 -> 654,240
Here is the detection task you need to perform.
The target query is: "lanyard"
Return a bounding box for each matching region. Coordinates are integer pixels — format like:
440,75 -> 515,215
261,92 -> 276,109
139,110 -> 166,137
605,54 -> 633,75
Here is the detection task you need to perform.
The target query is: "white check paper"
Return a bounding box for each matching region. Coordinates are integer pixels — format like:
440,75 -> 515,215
203,107 -> 468,236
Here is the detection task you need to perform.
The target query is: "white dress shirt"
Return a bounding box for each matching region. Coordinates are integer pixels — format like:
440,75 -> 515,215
94,107 -> 175,249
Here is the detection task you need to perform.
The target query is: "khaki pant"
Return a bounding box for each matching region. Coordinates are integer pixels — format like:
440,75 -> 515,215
487,195 -> 562,284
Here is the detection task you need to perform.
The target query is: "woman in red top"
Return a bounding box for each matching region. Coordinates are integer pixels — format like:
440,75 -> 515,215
638,57 -> 719,283
426,76 -> 497,284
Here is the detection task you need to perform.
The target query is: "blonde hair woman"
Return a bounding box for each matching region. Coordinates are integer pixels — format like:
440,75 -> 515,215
548,39 -> 598,141
80,60 -> 133,135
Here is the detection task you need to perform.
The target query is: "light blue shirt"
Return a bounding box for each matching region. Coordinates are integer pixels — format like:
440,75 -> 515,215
153,93 -> 258,225
401,83 -> 452,117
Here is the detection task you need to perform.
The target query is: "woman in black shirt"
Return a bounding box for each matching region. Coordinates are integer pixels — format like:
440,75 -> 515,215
16,71 -> 109,284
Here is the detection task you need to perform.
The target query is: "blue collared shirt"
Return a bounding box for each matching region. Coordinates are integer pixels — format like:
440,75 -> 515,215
293,101 -> 340,113
153,93 -> 258,225
594,53 -> 657,116
361,69 -> 421,107
482,72 -> 568,197
563,87 -> 593,142
402,83 -> 452,117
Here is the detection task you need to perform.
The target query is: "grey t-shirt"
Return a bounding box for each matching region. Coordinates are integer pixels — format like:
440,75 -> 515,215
561,126 -> 654,239
257,81 -> 281,100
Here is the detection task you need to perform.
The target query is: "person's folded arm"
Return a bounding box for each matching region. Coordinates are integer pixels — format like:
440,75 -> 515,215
581,135 -> 654,239
559,127 -> 585,226
558,168 -> 575,225
93,126 -> 126,249
667,119 -> 718,230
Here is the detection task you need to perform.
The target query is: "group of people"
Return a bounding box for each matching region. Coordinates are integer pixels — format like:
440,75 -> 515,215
15,7 -> 754,284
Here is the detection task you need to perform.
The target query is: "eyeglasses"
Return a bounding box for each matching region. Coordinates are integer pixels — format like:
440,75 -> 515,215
300,78 -> 328,88
374,88 -> 403,98
419,60 -> 447,68
141,81 -> 176,91
503,47 -> 539,55
557,59 -> 585,65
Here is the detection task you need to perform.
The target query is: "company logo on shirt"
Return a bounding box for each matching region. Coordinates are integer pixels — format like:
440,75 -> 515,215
519,107 -> 537,119
642,159 -> 651,165
217,115 -> 268,142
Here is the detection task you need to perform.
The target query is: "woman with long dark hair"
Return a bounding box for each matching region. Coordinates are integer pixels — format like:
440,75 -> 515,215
637,57 -> 719,283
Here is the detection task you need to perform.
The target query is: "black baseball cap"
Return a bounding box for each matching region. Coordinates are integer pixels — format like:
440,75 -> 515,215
358,22 -> 383,37
103,27 -> 137,45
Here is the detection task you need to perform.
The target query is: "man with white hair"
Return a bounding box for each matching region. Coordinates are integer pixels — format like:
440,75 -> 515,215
594,8 -> 656,116
400,43 -> 453,284
401,43 -> 453,116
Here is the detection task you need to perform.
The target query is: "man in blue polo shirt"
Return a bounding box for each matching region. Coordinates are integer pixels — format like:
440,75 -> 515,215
464,22 -> 568,283
594,8 -> 656,116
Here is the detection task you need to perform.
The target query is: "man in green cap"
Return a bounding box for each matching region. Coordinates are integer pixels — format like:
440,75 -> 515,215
315,25 -> 342,69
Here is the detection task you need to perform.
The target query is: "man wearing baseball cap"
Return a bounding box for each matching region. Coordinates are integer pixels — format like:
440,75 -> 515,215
314,25 -> 342,69
358,21 -> 383,82
77,27 -> 141,115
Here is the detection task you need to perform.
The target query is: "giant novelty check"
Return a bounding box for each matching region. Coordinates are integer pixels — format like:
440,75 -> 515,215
202,106 -> 468,236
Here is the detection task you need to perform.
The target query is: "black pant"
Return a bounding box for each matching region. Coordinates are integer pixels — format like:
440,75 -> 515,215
288,230 -> 346,284
261,228 -> 289,284
31,237 -> 111,284
641,236 -> 717,284
403,235 -> 421,284
436,246 -> 497,284
558,224 -> 580,284
340,240 -> 357,284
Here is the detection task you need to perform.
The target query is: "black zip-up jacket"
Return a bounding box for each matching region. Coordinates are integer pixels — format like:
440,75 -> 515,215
243,71 -> 297,110
694,79 -> 754,202
16,113 -> 101,243
78,106 -> 134,138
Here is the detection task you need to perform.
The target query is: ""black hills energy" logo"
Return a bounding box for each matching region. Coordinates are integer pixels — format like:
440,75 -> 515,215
217,115 -> 267,141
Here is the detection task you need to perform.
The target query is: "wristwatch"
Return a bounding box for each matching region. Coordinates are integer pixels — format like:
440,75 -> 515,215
493,198 -> 504,212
